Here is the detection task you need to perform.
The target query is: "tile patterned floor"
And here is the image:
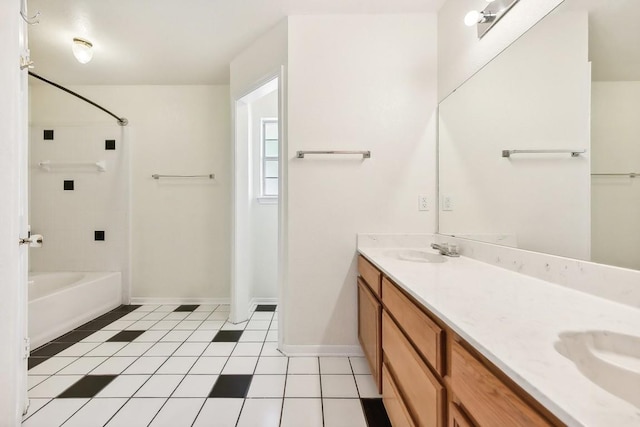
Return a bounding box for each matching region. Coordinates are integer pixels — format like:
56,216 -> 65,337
23,304 -> 391,427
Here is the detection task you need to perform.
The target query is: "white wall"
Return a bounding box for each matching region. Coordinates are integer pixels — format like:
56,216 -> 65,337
285,14 -> 437,351
438,0 -> 563,101
591,81 -> 640,270
438,11 -> 592,260
250,90 -> 278,300
29,85 -> 231,301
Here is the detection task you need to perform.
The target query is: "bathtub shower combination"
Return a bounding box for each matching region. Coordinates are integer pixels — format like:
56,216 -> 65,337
28,272 -> 122,349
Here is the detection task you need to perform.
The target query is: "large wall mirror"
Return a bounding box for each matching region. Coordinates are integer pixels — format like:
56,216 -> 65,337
438,0 -> 640,271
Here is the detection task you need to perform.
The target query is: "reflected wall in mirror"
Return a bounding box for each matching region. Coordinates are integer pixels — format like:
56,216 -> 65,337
438,0 -> 640,271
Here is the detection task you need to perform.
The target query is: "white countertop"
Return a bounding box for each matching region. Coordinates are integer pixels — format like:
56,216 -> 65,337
358,246 -> 640,427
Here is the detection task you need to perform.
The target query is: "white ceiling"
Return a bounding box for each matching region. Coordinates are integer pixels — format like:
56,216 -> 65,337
27,0 -> 445,85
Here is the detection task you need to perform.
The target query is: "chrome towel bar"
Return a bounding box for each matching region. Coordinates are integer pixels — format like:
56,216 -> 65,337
502,149 -> 586,158
592,172 -> 638,178
296,150 -> 371,159
152,174 -> 215,180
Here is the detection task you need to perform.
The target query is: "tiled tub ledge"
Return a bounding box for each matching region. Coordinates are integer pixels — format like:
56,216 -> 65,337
357,234 -> 640,427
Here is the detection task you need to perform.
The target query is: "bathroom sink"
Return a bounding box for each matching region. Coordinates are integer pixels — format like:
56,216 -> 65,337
555,330 -> 640,408
383,249 -> 446,263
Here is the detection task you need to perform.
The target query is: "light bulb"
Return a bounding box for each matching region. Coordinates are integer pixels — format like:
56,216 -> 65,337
72,37 -> 93,64
464,10 -> 482,26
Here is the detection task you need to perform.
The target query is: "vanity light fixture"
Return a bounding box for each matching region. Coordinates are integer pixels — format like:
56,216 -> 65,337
465,0 -> 520,39
72,37 -> 93,64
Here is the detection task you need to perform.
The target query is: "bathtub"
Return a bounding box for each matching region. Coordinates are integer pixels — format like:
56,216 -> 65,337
29,272 -> 122,348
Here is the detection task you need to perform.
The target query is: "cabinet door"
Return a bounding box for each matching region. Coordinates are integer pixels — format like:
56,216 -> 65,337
449,404 -> 474,427
358,278 -> 382,392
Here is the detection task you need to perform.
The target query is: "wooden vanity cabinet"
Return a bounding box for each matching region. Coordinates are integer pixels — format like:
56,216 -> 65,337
357,256 -> 382,391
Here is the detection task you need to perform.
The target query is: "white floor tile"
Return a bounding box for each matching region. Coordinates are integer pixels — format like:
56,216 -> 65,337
231,343 -> 263,357
136,305 -> 160,312
163,312 -> 189,320
255,357 -> 288,375
215,305 -> 231,312
195,304 -> 218,312
22,398 -> 50,420
133,330 -> 167,342
80,330 -> 119,343
349,357 -> 371,375
114,342 -> 154,357
198,320 -> 225,330
186,330 -> 218,342
134,374 -> 184,397
55,342 -> 100,357
246,320 -> 271,330
61,398 -> 127,427
155,305 -> 180,312
202,342 -> 236,357
320,357 -> 353,374
323,399 -> 367,427
150,320 -> 180,330
27,375 -> 49,390
192,398 -> 243,427
172,375 -> 218,397
250,312 -> 274,320
84,342 -> 128,357
90,357 -> 138,375
188,357 -> 227,374
119,311 -> 148,321
126,320 -> 158,330
221,357 -> 258,374
105,398 -> 166,427
281,398 -> 323,427
221,321 -> 247,331
236,398 -> 282,427
288,357 -> 319,375
265,330 -> 278,342
321,375 -> 359,398
122,356 -> 168,374
260,342 -> 285,357
102,320 -> 135,331
96,375 -> 150,397
28,375 -> 83,398
149,398 -> 205,427
239,330 -> 267,342
58,357 -> 108,375
156,356 -> 198,374
28,357 -> 78,375
160,330 -> 192,342
173,342 -> 208,357
185,312 -> 210,321
284,375 -> 321,398
141,312 -> 169,321
247,375 -> 286,398
355,374 -> 381,398
145,342 -> 181,356
207,312 -> 229,321
22,398 -> 88,427
175,320 -> 203,330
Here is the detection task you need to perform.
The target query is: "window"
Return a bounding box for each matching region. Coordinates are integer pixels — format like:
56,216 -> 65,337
261,119 -> 279,197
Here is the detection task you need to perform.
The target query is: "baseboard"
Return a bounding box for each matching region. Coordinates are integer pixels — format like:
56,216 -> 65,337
248,297 -> 278,312
130,297 -> 231,305
280,344 -> 364,357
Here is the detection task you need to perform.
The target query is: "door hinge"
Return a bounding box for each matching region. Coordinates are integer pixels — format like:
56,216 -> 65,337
23,337 -> 30,359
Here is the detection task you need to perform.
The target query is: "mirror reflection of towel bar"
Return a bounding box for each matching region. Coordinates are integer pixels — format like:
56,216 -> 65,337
152,174 -> 215,180
502,149 -> 586,158
296,150 -> 371,159
38,160 -> 106,172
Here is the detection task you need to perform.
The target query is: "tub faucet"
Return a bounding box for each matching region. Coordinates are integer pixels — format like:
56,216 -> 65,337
431,243 -> 460,257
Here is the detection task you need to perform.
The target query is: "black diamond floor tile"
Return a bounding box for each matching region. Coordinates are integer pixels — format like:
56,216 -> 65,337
212,330 -> 243,342
28,357 -> 49,370
75,318 -> 116,331
361,398 -> 392,427
174,305 -> 199,312
58,375 -> 117,398
107,330 -> 145,342
111,305 -> 142,313
30,342 -> 75,357
209,375 -> 253,398
54,330 -> 96,343
255,305 -> 277,312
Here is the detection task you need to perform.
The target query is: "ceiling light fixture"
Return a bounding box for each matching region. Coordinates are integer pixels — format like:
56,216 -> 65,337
465,0 -> 520,39
72,37 -> 93,64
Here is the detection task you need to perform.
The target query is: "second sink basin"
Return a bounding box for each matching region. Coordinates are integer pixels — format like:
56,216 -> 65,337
383,249 -> 446,263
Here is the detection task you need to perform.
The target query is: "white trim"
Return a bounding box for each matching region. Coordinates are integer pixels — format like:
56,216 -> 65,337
130,297 -> 231,305
248,297 -> 278,312
280,344 -> 364,357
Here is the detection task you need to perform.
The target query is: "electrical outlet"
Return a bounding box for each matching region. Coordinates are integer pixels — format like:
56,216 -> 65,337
418,195 -> 429,211
442,195 -> 453,211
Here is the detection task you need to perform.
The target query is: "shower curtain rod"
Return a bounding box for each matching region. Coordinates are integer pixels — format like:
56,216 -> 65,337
28,71 -> 128,126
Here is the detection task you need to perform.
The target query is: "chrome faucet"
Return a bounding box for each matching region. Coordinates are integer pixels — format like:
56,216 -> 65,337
431,243 -> 460,257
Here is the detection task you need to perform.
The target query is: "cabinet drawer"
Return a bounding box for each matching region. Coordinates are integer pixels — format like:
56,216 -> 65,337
358,255 -> 381,297
358,278 -> 382,391
382,277 -> 444,375
382,363 -> 416,427
383,311 -> 444,427
451,340 -> 552,427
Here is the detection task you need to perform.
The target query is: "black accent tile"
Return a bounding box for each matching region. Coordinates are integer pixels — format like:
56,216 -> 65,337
212,330 -> 243,342
30,341 -> 75,357
111,305 -> 142,313
43,130 -> 54,140
105,139 -> 116,150
208,375 -> 252,398
107,330 -> 145,342
361,399 -> 392,427
54,330 -> 95,343
63,180 -> 74,191
28,357 -> 49,370
255,305 -> 277,312
58,375 -> 117,398
94,230 -> 105,241
75,318 -> 116,331
174,305 -> 199,312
